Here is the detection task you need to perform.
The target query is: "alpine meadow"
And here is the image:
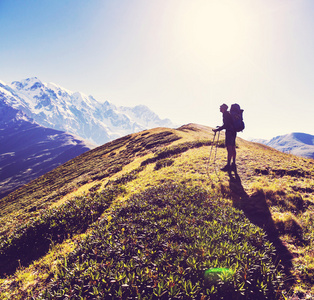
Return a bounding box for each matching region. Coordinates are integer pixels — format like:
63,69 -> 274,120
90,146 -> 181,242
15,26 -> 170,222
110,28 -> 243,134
0,124 -> 313,299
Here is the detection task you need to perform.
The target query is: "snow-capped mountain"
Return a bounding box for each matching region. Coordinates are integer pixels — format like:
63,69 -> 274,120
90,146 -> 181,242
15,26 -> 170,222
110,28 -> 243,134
0,98 -> 94,199
251,133 -> 314,159
0,77 -> 174,145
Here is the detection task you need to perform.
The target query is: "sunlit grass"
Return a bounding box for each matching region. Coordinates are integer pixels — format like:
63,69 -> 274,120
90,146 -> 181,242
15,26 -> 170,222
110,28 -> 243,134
0,124 -> 313,298
0,236 -> 79,300
51,181 -> 97,208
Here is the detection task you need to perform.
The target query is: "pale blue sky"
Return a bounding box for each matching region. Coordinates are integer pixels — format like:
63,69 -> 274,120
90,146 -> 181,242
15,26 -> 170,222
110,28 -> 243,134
0,0 -> 313,140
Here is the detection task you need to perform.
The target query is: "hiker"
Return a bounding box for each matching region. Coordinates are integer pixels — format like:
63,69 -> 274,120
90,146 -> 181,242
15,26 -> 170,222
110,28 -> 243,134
213,104 -> 236,172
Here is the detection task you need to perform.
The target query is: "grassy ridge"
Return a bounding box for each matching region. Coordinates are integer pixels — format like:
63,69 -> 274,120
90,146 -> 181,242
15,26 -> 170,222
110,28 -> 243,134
0,124 -> 313,299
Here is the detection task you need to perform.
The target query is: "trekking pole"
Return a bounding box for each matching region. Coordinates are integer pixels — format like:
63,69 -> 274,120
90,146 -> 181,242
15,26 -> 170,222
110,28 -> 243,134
208,131 -> 217,164
213,130 -> 221,177
206,130 -> 218,180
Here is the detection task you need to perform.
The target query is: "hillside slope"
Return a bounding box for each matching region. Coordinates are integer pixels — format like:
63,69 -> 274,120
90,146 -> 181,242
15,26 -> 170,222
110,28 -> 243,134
0,100 -> 94,199
0,124 -> 313,299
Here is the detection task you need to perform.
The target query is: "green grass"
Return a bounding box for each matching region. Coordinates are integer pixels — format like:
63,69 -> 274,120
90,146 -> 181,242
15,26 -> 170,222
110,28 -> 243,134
0,124 -> 313,299
38,184 -> 283,300
0,186 -> 124,277
0,129 -> 181,237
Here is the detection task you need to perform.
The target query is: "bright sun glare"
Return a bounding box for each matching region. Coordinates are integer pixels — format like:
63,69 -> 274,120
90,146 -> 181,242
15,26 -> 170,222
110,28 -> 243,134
176,0 -> 250,68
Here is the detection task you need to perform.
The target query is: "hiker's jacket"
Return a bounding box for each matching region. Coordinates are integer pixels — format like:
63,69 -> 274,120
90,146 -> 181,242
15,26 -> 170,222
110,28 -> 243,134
217,111 -> 233,132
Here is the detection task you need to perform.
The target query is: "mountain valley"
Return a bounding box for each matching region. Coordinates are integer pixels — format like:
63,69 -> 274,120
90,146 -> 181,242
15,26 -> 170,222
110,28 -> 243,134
0,99 -> 94,198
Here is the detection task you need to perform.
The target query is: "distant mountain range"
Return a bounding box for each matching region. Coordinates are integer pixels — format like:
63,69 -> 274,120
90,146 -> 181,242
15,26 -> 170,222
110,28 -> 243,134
0,77 -> 174,145
251,132 -> 314,159
0,99 -> 94,198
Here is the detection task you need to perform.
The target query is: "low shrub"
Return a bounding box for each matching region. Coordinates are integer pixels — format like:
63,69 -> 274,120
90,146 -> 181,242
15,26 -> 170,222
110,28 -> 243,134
286,193 -> 305,212
154,158 -> 174,170
141,140 -> 213,167
273,212 -> 303,240
91,165 -> 124,181
39,184 -> 284,300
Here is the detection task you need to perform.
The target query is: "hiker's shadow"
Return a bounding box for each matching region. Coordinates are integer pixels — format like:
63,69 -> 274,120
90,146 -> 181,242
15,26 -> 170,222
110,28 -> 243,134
227,168 -> 294,284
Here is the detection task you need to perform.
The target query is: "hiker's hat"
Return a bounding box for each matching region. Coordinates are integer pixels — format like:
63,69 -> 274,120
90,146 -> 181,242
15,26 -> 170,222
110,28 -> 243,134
220,103 -> 228,110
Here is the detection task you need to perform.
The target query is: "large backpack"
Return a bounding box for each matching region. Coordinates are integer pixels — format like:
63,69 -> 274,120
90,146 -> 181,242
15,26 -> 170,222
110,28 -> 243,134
230,103 -> 245,132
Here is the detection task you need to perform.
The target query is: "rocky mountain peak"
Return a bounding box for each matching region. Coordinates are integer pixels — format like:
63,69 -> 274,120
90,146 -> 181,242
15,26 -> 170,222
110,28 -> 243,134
1,77 -> 175,145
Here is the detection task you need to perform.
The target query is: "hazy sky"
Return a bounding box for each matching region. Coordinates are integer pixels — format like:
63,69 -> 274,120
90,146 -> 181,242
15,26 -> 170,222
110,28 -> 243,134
1,0 -> 313,140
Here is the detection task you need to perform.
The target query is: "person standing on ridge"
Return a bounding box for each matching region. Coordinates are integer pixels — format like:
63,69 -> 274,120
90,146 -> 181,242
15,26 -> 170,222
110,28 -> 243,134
213,103 -> 237,172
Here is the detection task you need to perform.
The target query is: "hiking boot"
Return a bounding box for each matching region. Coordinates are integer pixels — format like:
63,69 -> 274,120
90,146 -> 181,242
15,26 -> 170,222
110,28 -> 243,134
231,163 -> 237,171
220,165 -> 230,172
